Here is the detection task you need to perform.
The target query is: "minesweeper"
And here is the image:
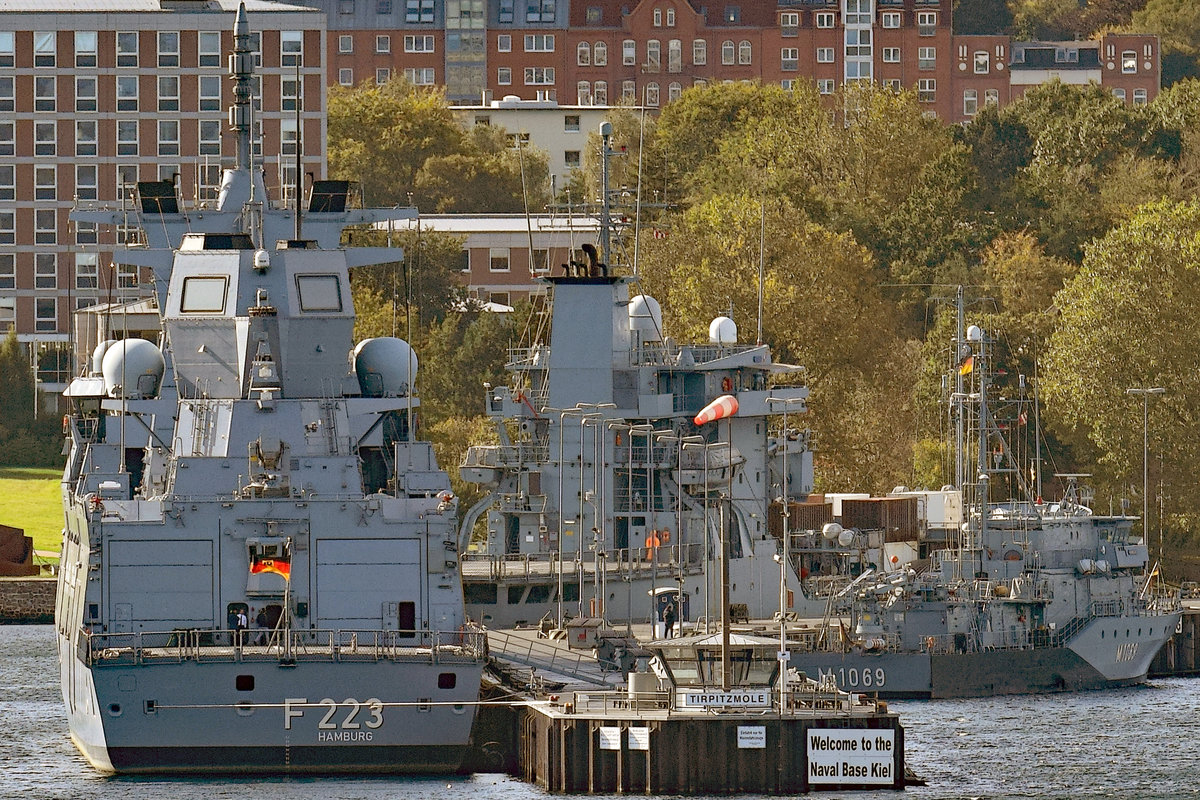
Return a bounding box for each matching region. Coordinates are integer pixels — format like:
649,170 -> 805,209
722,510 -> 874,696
55,5 -> 484,773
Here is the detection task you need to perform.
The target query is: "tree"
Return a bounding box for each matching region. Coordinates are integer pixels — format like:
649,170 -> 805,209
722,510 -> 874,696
413,123 -> 551,213
1010,0 -> 1086,40
1042,200 -> 1200,545
0,332 -> 33,424
326,78 -> 466,206
1129,0 -> 1200,84
954,0 -> 1014,34
347,227 -> 470,329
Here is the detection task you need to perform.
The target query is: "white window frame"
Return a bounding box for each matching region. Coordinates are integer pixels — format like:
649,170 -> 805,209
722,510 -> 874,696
816,47 -> 834,64
693,39 -> 706,66
281,31 -> 303,66
339,35 -> 354,53
75,31 -> 97,67
1122,51 -> 1137,74
963,88 -> 978,116
497,66 -> 512,85
594,41 -> 607,65
524,66 -> 555,85
623,39 -> 636,66
815,11 -> 835,28
489,247 -> 510,272
780,11 -> 798,37
881,11 -> 900,28
376,35 -> 391,53
738,40 -> 752,65
198,31 -> 221,66
918,46 -> 935,70
882,47 -> 900,63
158,31 -> 179,67
498,34 -> 512,52
974,51 -> 989,73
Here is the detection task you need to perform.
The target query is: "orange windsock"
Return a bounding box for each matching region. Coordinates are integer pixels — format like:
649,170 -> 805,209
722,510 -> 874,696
694,394 -> 739,425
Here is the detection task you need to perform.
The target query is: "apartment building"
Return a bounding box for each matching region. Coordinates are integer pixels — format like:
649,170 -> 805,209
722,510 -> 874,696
0,0 -> 326,374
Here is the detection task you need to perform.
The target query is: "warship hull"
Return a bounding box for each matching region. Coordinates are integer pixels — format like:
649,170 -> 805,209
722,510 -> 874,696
790,612 -> 1180,699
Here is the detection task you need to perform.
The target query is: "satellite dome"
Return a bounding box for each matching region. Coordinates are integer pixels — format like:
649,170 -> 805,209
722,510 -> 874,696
709,316 -> 737,345
355,337 -> 418,397
628,294 -> 663,337
91,339 -> 117,375
101,339 -> 165,399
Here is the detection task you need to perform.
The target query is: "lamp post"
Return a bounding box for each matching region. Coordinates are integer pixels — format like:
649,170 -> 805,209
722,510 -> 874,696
767,395 -> 805,714
1126,387 -> 1166,561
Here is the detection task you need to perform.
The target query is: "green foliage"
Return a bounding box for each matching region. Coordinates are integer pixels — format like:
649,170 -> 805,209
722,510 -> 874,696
348,226 -> 469,330
0,332 -> 32,424
1129,0 -> 1200,84
413,125 -> 552,213
954,0 -> 1014,34
427,415 -> 498,529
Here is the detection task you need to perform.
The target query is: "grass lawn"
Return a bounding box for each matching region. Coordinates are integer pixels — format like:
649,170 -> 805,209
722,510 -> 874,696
0,467 -> 63,558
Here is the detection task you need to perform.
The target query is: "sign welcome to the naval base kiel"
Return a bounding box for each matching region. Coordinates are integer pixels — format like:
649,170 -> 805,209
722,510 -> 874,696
807,729 -> 894,784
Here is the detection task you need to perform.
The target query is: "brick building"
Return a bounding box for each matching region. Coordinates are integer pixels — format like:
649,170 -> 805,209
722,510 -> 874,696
0,0 -> 325,388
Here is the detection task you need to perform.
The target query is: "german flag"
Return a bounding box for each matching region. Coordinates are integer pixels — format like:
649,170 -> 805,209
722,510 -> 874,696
251,556 -> 291,581
958,355 -> 974,376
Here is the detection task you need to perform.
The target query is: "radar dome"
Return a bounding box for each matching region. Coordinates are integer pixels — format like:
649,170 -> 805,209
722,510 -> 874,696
355,337 -> 418,397
628,295 -> 663,337
91,339 -> 117,375
709,316 -> 737,345
837,529 -> 855,548
101,339 -> 165,399
821,522 -> 843,541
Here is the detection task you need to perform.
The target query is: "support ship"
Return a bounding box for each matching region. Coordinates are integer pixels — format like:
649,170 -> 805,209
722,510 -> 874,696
55,5 -> 484,773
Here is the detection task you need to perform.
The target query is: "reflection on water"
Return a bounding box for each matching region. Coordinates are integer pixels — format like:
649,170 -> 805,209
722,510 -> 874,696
5,625 -> 1198,800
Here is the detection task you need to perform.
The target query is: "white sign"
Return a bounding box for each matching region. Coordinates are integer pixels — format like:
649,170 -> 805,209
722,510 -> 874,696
598,726 -> 622,750
628,727 -> 650,751
737,726 -> 766,749
807,729 -> 895,785
679,689 -> 771,709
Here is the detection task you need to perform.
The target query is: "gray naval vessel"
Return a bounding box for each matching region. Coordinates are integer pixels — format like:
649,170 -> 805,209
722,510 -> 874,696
784,318 -> 1182,698
55,6 -> 484,773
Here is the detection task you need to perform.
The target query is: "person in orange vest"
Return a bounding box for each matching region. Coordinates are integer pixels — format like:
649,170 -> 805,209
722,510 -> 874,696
644,529 -> 661,560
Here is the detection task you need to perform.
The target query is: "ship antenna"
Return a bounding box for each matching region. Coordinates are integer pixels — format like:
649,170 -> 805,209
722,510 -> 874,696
231,4 -> 253,175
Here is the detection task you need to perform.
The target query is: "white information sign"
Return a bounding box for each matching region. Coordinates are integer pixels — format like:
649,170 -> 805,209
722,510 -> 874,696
679,689 -> 771,709
807,729 -> 895,785
598,726 -> 622,750
628,727 -> 650,751
737,725 -> 766,749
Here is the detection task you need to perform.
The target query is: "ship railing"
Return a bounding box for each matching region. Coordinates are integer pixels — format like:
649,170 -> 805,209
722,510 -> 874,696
497,493 -> 549,513
462,544 -> 707,582
82,627 -> 487,666
463,444 -> 550,468
920,629 -> 1035,654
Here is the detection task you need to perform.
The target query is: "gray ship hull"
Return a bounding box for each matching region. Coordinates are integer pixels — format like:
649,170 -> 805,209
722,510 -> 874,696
63,644 -> 482,774
789,613 -> 1179,699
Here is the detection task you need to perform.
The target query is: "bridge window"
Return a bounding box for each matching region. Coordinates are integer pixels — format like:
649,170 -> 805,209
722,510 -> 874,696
296,274 -> 343,312
180,276 -> 229,313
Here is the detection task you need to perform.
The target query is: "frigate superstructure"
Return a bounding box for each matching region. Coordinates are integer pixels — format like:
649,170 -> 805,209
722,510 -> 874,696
55,6 -> 484,773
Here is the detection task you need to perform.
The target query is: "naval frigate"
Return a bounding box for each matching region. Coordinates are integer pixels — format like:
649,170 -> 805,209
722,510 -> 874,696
55,5 -> 484,773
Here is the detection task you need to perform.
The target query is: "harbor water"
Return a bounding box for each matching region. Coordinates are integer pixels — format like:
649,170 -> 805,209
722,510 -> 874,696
7,625 -> 1200,800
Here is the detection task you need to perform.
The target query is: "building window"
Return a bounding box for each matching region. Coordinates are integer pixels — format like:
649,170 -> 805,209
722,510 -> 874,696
498,67 -> 512,84
158,31 -> 179,67
34,76 -> 55,112
724,5 -> 740,23
846,29 -> 870,57
339,35 -> 353,53
722,40 -> 735,65
816,47 -> 834,63
564,114 -> 580,132
405,34 -> 434,52
404,67 -> 435,85
0,212 -> 14,244
36,298 -> 56,333
376,68 -> 390,84
0,32 -> 13,67
34,122 -> 56,156
781,47 -> 798,71
846,60 -> 871,82
117,120 -> 138,156
816,11 -> 835,28
594,80 -> 607,103
917,11 -> 936,35
1122,51 -> 1137,73
654,8 -> 662,26
1112,87 -> 1126,103
577,81 -> 591,104
0,123 -> 13,157
594,41 -> 607,65
35,166 -> 55,201
646,39 -> 661,71
918,78 -> 935,102
738,40 -> 751,65
881,11 -> 900,28
1133,88 -> 1147,105
75,77 -> 97,112
780,11 -> 798,37
339,68 -> 354,85
158,75 -> 180,111
405,0 -> 435,23
622,79 -> 635,101
1055,46 -> 1078,63
646,82 -> 660,106
117,75 -> 139,111
199,31 -> 221,66
117,31 -> 138,66
498,0 -> 514,22
586,6 -> 601,23
918,46 -> 935,70
527,0 -> 556,23
35,253 -> 57,289
985,88 -> 999,106
668,39 -> 682,72
35,209 -> 56,245
281,31 -> 303,66
817,78 -> 834,94
0,77 -> 12,112
281,76 -> 301,110
973,51 -> 990,73
76,220 -> 98,245
76,253 -> 98,290
667,81 -> 682,101
525,34 -> 554,52
75,31 -> 97,67
0,165 -> 12,201
882,47 -> 899,63
76,121 -> 98,156
376,35 -> 391,53
158,120 -> 180,156
498,34 -> 512,52
377,0 -> 392,13
34,31 -> 55,67
577,42 -> 590,65
489,247 -> 510,272
0,253 -> 13,289
693,39 -> 706,65
524,67 -> 555,85
667,8 -> 675,26
199,120 -> 221,156
623,39 -> 636,65
199,75 -> 222,111
963,89 -> 978,116
0,297 -> 13,332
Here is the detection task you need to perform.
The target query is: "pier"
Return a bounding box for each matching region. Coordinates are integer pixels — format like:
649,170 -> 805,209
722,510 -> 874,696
1150,603 -> 1200,677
